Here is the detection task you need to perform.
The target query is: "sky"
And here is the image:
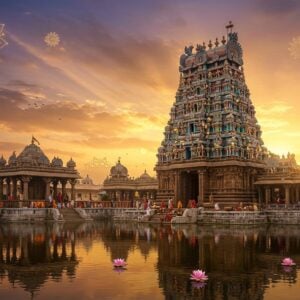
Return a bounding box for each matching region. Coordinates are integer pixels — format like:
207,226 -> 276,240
0,0 -> 300,184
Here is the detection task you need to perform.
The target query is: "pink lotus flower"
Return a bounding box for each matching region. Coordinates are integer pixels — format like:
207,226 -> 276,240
190,270 -> 208,282
113,258 -> 127,268
281,257 -> 296,266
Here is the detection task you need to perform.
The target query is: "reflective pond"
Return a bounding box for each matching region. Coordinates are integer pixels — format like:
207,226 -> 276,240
0,221 -> 300,299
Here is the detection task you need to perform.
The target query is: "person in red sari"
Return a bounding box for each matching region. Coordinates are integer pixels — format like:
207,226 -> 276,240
160,201 -> 166,212
191,199 -> 197,208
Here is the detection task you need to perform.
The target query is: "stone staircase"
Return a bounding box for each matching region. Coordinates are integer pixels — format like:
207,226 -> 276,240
140,212 -> 174,223
59,208 -> 86,222
155,191 -> 174,206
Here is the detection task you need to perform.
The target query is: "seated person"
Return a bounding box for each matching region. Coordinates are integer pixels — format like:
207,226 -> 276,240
160,201 -> 166,211
177,200 -> 183,209
214,202 -> 220,210
191,199 -> 197,208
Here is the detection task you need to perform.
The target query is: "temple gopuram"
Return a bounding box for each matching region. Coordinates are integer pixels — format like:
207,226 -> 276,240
101,159 -> 158,202
156,22 -> 280,207
0,137 -> 79,203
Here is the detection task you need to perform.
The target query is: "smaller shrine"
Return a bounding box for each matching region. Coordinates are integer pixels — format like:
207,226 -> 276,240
255,153 -> 300,205
101,159 -> 158,202
0,137 -> 79,202
68,174 -> 101,201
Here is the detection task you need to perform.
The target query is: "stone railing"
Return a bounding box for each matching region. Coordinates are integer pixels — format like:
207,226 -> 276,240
265,204 -> 300,210
199,209 -> 300,225
75,201 -> 132,208
83,207 -> 145,220
0,208 -> 62,222
265,210 -> 300,225
0,200 -> 48,208
198,211 -> 267,225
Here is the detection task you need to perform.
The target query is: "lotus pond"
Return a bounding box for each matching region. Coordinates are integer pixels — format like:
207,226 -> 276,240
0,221 -> 299,299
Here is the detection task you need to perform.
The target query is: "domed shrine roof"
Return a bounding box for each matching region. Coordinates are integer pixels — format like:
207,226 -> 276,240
67,158 -> 76,169
110,159 -> 128,178
16,143 -> 50,167
140,170 -> 151,179
0,138 -> 79,182
51,157 -> 63,167
0,155 -> 6,167
136,170 -> 156,182
81,174 -> 93,185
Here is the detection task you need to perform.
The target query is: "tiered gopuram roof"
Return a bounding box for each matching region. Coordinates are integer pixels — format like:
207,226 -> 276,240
157,22 -> 268,166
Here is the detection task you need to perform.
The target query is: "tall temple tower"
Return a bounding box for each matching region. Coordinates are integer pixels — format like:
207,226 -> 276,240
155,22 -> 268,207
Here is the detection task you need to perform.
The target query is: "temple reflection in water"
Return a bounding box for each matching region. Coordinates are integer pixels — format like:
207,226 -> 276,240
0,222 -> 299,299
0,223 -> 78,298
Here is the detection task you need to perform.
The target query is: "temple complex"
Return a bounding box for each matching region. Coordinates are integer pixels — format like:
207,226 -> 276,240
101,159 -> 158,202
156,22 -> 269,207
0,137 -> 79,203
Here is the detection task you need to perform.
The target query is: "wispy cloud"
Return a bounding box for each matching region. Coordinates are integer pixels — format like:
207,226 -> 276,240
288,36 -> 300,59
256,102 -> 293,115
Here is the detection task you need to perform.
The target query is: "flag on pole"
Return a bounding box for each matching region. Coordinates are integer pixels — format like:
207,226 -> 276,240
31,136 -> 40,145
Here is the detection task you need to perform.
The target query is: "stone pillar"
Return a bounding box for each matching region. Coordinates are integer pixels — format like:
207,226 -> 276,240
70,179 -> 76,201
6,177 -> 11,199
12,177 -> 17,200
285,185 -> 290,206
53,180 -> 58,200
0,178 -> 3,200
198,170 -> 205,206
295,185 -> 299,204
174,171 -> 181,205
246,172 -> 250,190
265,187 -> 271,205
43,178 -> 51,200
257,186 -> 263,207
61,180 -> 67,200
22,176 -> 31,201
182,172 -> 187,205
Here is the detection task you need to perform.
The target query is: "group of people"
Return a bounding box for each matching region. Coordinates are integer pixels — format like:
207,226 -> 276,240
47,191 -> 71,209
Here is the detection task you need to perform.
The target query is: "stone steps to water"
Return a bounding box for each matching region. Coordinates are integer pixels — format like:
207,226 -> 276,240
59,208 -> 85,222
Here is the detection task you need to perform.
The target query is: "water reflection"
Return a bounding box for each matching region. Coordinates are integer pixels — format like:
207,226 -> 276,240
0,223 -> 79,298
0,222 -> 299,299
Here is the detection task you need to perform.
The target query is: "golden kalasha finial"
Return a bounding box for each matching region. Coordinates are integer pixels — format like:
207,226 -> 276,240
215,38 -> 219,47
221,35 -> 226,45
208,40 -> 213,49
202,42 -> 206,49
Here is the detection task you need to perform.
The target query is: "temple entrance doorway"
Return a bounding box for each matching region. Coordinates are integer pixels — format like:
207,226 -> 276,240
28,177 -> 46,200
182,171 -> 199,207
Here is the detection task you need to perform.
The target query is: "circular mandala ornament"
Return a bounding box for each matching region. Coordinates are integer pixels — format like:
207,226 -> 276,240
44,32 -> 60,47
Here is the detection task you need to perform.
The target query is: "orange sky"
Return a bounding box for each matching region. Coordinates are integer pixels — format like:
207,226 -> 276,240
0,0 -> 300,183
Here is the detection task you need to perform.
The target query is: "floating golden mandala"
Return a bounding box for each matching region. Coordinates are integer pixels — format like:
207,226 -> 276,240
44,32 -> 60,47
